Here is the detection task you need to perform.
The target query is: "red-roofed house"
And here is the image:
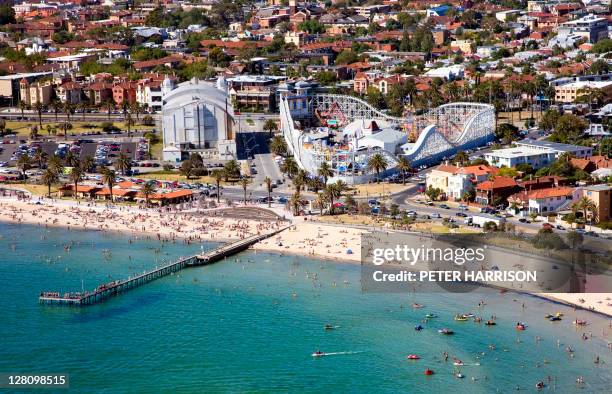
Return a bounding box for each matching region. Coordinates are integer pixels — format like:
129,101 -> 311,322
508,186 -> 577,215
475,176 -> 519,206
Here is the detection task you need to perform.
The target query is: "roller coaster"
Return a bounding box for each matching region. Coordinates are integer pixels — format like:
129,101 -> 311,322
280,93 -> 495,184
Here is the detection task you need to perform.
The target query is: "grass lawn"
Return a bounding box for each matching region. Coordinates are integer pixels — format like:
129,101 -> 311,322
8,183 -> 58,196
352,183 -> 411,197
149,141 -> 163,160
4,120 -> 155,136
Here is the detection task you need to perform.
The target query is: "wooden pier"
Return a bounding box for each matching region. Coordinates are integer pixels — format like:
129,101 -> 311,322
39,227 -> 289,306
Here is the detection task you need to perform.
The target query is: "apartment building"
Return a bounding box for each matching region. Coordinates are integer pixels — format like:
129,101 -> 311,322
582,184 -> 611,222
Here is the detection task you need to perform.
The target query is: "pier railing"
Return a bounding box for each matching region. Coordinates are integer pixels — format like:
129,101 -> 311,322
39,226 -> 290,306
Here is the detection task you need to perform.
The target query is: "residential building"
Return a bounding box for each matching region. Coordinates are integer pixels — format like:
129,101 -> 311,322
112,82 -> 137,107
557,14 -> 609,43
554,80 -> 612,104
475,176 -> 519,206
426,164 -> 498,200
515,140 -> 593,159
227,75 -> 285,113
582,184 -> 611,222
19,78 -> 53,106
56,81 -> 84,104
484,147 -> 557,169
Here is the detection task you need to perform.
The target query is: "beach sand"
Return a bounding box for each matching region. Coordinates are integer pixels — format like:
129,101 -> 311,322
1,197 -> 610,317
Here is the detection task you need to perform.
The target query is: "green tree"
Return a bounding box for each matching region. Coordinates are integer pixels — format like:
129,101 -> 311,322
396,156 -> 411,184
115,152 -> 131,175
269,135 -> 287,157
101,167 -> 117,202
141,182 -> 155,206
180,160 -> 194,179
263,119 -> 278,136
335,50 -> 359,65
41,168 -> 59,197
240,177 -> 250,205
17,154 -> 32,181
69,164 -> 84,199
280,156 -> 298,178
367,153 -> 388,182
324,182 -> 342,215
317,161 -> 333,184
264,177 -> 273,208
223,159 -> 241,182
212,169 -> 224,203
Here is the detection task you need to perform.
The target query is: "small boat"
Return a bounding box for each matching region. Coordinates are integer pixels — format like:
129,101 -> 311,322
573,319 -> 587,326
485,320 -> 496,326
454,314 -> 468,321
425,313 -> 437,318
516,323 -> 526,331
453,361 -> 464,366
455,373 -> 464,378
412,303 -> 424,309
324,324 -> 335,330
424,368 -> 434,375
535,381 -> 545,390
407,354 -> 420,360
414,325 -> 423,331
549,316 -> 561,322
438,328 -> 454,335
312,351 -> 325,358
463,313 -> 475,318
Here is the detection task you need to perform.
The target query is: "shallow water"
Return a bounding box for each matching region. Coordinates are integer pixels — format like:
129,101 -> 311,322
0,222 -> 610,393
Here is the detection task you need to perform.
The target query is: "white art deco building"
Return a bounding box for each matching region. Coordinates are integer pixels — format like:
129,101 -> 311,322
162,77 -> 235,162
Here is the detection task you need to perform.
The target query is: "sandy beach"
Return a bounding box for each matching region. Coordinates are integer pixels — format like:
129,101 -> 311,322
1,196 -> 610,317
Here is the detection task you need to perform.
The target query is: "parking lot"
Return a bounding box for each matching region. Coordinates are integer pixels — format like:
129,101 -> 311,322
0,138 -> 147,169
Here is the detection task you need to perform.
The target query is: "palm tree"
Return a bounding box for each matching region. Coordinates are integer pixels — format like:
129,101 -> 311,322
212,169 -> 224,203
81,155 -> 95,173
572,197 -> 597,227
104,100 -> 115,121
454,150 -> 469,165
130,102 -> 142,122
64,151 -> 79,168
63,102 -> 74,123
367,153 -> 388,183
33,102 -> 45,129
115,152 -> 131,175
263,118 -> 278,136
264,176 -> 273,208
223,159 -> 241,182
41,168 -> 59,197
294,169 -> 308,192
240,177 -> 250,205
101,167 -> 117,202
125,111 -> 134,138
290,191 -> 304,216
18,100 -> 28,120
141,182 -> 155,206
318,161 -> 333,184
50,99 -> 61,122
396,156 -> 411,184
47,155 -> 64,176
281,156 -> 299,178
69,164 -> 84,199
269,135 -> 287,157
16,154 -> 31,181
325,182 -> 342,215
314,192 -> 327,215
33,150 -> 48,169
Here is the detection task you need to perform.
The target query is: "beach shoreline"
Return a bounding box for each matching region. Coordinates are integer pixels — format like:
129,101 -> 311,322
1,196 -> 610,318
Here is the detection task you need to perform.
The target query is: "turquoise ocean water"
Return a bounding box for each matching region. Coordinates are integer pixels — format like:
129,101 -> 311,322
0,222 -> 610,393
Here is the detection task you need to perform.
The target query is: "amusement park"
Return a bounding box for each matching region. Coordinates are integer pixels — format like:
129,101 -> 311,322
280,91 -> 496,184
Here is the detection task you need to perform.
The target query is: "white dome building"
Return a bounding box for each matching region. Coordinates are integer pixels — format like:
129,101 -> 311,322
161,78 -> 235,162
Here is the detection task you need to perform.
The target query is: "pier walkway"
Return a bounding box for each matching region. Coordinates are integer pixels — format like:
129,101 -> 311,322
39,226 -> 289,306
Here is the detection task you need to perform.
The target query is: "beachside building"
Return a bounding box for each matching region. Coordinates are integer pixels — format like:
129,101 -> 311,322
582,184 -> 611,222
161,78 -> 235,162
475,176 -> 519,206
426,164 -> 498,200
